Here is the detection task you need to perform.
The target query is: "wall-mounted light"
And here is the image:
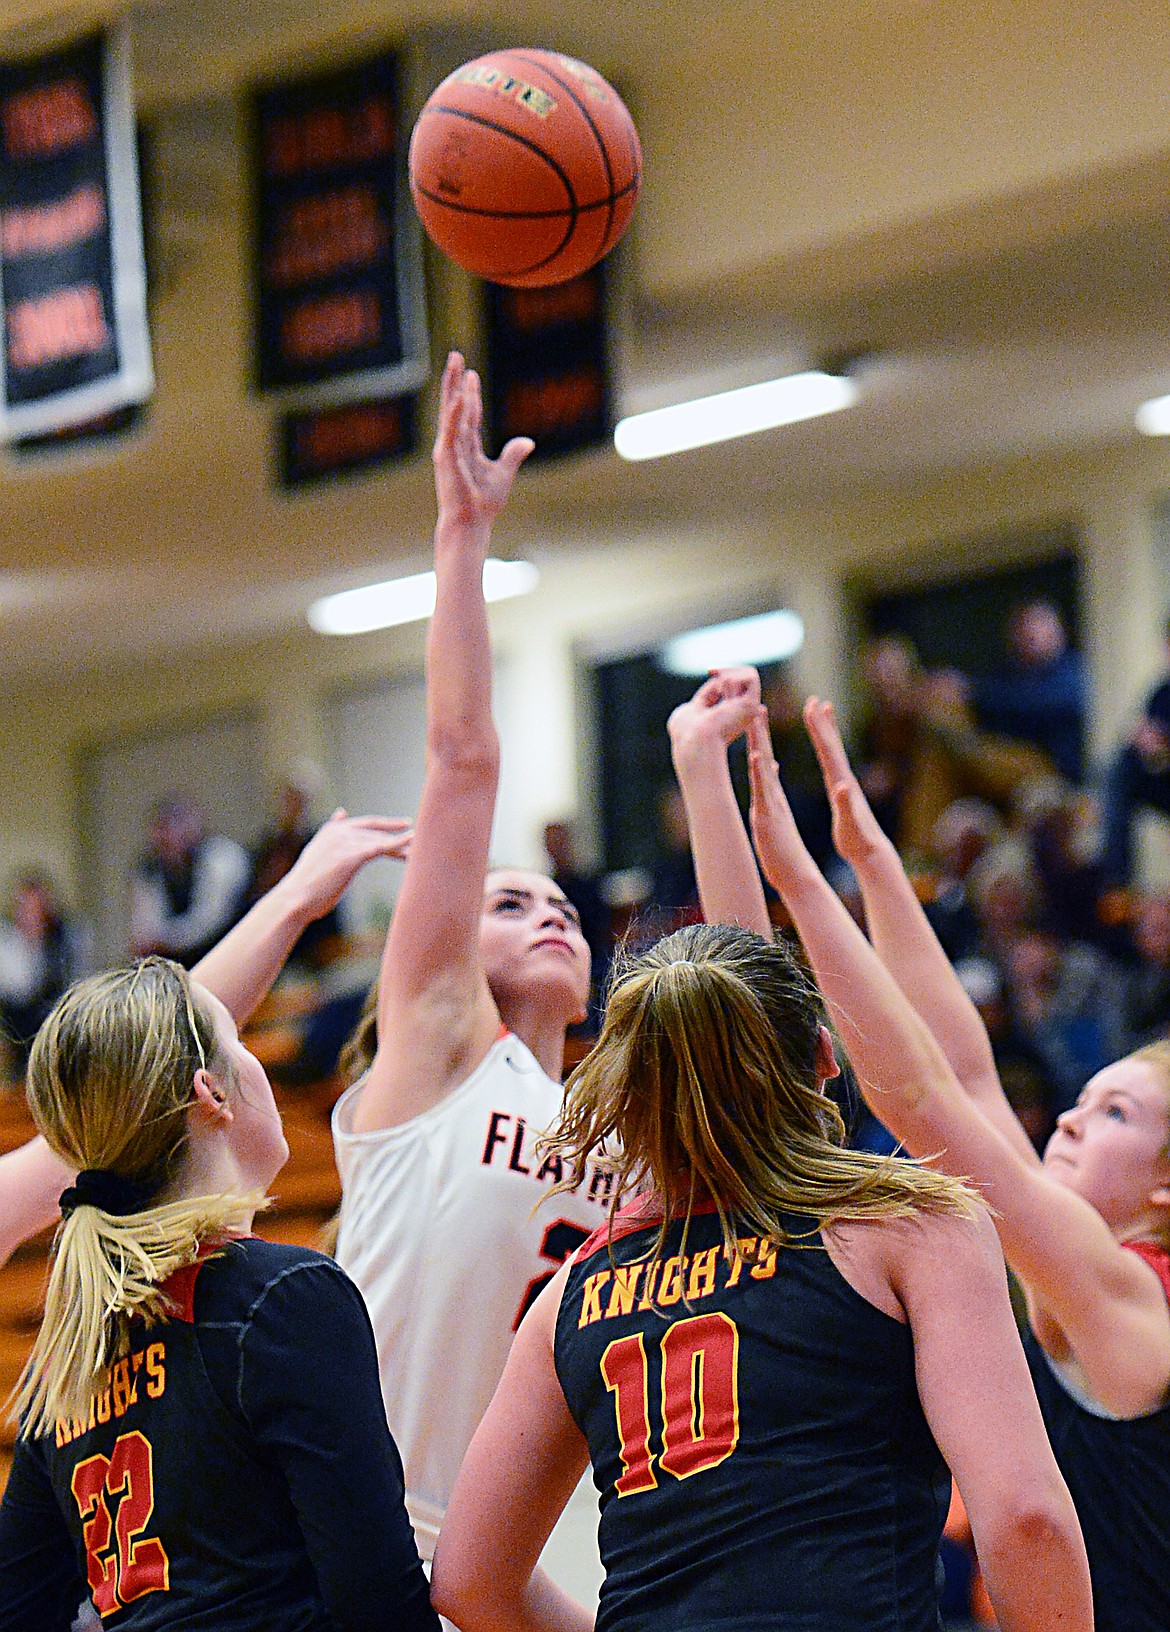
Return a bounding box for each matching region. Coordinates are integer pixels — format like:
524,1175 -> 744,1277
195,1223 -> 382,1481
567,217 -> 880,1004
659,609 -> 805,675
614,372 -> 858,461
308,559 -> 539,636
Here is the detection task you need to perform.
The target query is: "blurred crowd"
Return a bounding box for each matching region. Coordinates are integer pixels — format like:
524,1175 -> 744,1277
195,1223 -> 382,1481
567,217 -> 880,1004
7,594 -> 1170,1156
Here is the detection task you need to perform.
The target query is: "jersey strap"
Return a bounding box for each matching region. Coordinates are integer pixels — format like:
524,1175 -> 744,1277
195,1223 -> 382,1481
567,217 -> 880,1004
1123,1239 -> 1170,1304
577,1192 -> 722,1259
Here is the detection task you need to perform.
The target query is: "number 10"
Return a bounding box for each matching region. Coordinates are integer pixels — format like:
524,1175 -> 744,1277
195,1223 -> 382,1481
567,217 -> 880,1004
600,1311 -> 740,1496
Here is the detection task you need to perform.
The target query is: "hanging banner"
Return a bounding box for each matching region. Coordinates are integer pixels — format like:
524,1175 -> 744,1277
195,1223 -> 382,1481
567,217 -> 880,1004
484,265 -> 612,462
0,26 -> 152,441
251,50 -> 428,404
278,392 -> 418,488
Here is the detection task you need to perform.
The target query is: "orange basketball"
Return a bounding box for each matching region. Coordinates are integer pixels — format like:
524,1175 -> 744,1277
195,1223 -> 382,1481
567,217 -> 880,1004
408,49 -> 642,288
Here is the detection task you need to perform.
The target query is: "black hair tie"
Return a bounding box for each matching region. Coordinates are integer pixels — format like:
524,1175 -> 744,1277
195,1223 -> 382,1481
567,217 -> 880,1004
59,1169 -> 157,1219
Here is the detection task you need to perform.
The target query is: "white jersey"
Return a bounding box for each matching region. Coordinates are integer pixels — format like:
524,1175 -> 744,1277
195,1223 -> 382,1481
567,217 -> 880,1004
332,1031 -> 611,1563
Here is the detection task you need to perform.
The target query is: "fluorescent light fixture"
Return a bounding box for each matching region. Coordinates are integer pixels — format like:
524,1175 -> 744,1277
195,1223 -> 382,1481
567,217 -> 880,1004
614,372 -> 858,461
308,558 -> 539,636
1136,393 -> 1170,436
660,610 -> 805,676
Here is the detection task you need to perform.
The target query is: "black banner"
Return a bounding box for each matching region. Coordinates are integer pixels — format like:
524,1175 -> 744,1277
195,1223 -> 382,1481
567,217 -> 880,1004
252,50 -> 427,403
279,392 -> 418,488
484,265 -> 612,461
0,26 -> 151,440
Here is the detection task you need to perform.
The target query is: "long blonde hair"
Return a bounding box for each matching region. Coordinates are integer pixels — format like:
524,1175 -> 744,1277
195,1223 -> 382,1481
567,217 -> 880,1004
545,923 -> 977,1269
15,958 -> 259,1437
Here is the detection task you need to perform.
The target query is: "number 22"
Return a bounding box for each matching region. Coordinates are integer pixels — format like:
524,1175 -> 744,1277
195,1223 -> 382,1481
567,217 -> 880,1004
601,1311 -> 740,1496
70,1430 -> 169,1615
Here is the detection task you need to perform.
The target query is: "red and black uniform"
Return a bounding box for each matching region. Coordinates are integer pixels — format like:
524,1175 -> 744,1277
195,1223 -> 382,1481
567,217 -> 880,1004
0,1237 -> 437,1632
554,1203 -> 950,1632
1024,1239 -> 1170,1632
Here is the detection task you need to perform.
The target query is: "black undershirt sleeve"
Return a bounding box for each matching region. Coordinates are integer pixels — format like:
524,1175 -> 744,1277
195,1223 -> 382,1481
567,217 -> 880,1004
0,1436 -> 86,1632
234,1259 -> 439,1632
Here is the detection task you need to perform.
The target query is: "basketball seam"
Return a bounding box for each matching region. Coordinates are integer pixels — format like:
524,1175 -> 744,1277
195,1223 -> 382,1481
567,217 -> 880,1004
508,52 -> 617,252
415,103 -> 579,275
412,175 -> 640,221
417,104 -> 579,214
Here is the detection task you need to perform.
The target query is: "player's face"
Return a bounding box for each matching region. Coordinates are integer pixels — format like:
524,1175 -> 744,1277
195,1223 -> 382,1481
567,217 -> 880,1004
479,869 -> 591,1022
197,986 -> 289,1189
1042,1057 -> 1170,1236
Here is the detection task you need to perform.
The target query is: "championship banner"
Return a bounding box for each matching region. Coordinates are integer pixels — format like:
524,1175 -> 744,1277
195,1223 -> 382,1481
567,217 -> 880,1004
484,264 -> 612,462
278,392 -> 418,488
0,26 -> 152,441
251,50 -> 428,404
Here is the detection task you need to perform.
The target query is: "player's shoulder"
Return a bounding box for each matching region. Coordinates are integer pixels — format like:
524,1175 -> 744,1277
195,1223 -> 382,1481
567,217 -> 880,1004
198,1236 -> 352,1313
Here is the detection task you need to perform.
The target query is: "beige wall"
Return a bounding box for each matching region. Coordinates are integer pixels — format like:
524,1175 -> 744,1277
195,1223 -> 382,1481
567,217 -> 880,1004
5,436 -> 1170,915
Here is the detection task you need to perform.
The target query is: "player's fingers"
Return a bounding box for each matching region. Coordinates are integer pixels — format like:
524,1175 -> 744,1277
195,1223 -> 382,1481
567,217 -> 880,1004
499,436 -> 535,475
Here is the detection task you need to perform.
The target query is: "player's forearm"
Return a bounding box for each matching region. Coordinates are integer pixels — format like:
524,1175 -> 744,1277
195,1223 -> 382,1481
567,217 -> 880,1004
427,518 -> 499,766
192,871 -> 315,1027
776,866 -> 961,1147
974,1493 -> 1093,1632
851,846 -> 1038,1161
433,1563 -> 592,1632
672,735 -> 770,935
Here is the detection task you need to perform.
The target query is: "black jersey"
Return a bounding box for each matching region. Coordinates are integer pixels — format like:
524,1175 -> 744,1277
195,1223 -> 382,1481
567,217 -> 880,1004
0,1237 -> 437,1632
1024,1241 -> 1170,1632
554,1203 -> 950,1632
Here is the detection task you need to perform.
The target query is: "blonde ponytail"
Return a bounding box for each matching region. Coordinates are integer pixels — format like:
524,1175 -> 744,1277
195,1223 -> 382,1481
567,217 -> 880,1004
18,1192 -> 259,1436
12,958 -> 264,1439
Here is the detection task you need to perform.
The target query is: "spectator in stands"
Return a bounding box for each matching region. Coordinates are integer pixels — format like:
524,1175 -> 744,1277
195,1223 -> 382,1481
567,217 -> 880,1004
969,598 -> 1087,783
854,634 -> 921,842
1121,890 -> 1170,1051
129,795 -> 250,967
922,797 -> 1002,962
244,767 -> 341,968
1101,615 -> 1170,884
0,872 -> 89,1073
761,665 -> 834,871
1002,927 -> 1127,1117
644,784 -> 700,925
543,818 -> 611,1030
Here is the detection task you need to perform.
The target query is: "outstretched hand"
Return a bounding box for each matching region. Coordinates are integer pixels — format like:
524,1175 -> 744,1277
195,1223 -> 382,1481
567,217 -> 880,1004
668,666 -> 762,756
284,810 -> 413,921
433,351 -> 534,529
746,710 -> 818,892
803,698 -> 895,871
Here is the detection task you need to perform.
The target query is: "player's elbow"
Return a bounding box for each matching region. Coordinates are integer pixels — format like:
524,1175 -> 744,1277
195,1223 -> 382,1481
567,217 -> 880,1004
974,1481 -> 1091,1625
427,720 -> 500,780
429,1546 -> 485,1630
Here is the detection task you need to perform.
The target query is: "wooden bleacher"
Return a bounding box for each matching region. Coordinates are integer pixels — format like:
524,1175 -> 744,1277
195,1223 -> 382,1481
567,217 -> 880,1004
0,1071 -> 344,1496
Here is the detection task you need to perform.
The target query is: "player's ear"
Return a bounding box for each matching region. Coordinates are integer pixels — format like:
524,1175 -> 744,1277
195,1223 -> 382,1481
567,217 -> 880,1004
191,1069 -> 234,1124
814,1024 -> 840,1082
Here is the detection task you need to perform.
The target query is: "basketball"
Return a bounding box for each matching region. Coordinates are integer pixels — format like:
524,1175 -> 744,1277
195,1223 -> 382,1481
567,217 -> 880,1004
408,49 -> 642,288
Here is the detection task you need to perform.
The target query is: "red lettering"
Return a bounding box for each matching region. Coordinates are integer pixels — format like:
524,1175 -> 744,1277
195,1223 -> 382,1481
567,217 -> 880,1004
2,79 -> 97,160
265,185 -> 388,288
3,183 -> 105,258
8,284 -> 109,371
281,289 -> 380,364
503,277 -> 600,330
503,369 -> 604,437
263,95 -> 396,177
297,402 -> 403,469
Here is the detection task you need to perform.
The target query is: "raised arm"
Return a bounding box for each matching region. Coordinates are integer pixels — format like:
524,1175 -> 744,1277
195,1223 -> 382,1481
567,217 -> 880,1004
802,698 -> 1039,1166
193,811 -> 411,1027
748,711 -> 1170,1415
353,354 -> 534,1134
0,1137 -> 73,1267
667,668 -> 770,936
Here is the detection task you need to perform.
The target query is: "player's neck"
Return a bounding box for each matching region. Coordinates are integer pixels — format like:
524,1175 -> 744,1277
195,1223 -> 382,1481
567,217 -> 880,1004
163,1138 -> 260,1228
500,996 -> 568,1082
